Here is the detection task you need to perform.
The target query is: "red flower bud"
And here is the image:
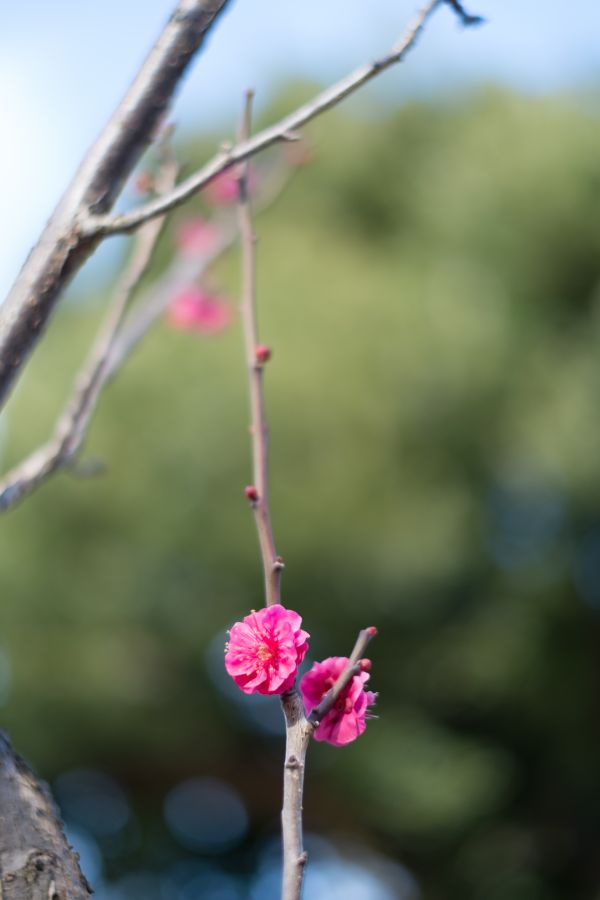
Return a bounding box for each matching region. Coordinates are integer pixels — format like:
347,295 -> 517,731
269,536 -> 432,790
255,344 -> 272,364
366,626 -> 378,637
244,485 -> 259,502
359,658 -> 372,672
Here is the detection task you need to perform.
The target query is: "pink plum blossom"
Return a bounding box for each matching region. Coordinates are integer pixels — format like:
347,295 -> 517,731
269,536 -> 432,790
204,167 -> 257,205
175,217 -> 219,256
225,604 -> 310,695
167,287 -> 233,334
300,656 -> 376,747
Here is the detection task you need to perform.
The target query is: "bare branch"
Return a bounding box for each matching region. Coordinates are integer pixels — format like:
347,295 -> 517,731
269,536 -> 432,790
0,153 -> 300,512
0,0 -> 232,411
86,0 -> 452,237
234,92 -> 305,899
238,93 -> 283,607
0,160 -> 178,511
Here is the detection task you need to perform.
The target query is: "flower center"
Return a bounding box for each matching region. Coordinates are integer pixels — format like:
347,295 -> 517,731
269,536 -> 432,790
257,642 -> 273,663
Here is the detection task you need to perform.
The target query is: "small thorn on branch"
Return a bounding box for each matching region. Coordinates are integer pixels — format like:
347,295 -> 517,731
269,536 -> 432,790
273,556 -> 285,572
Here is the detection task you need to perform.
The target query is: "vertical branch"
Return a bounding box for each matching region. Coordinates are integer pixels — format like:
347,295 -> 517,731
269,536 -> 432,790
237,91 -> 283,607
280,693 -> 311,900
236,91 -> 308,900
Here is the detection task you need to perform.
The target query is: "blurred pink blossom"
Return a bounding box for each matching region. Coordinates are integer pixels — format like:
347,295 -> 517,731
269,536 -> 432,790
300,656 -> 376,747
225,604 -> 310,695
204,167 -> 257,205
175,217 -> 220,256
167,287 -> 233,334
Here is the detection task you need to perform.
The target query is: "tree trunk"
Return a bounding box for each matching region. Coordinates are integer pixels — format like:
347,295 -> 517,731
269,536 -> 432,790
0,733 -> 91,900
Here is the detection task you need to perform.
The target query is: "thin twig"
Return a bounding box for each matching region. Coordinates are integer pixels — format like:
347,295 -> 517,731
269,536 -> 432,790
238,92 -> 283,607
86,0 -> 483,238
235,91 -> 304,900
308,626 -> 377,727
234,89 -> 379,900
443,0 -> 485,26
0,159 -> 178,511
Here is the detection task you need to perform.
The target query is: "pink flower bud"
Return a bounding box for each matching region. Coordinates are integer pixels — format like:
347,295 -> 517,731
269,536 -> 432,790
359,658 -> 372,672
366,626 -> 378,637
244,485 -> 259,502
255,344 -> 272,365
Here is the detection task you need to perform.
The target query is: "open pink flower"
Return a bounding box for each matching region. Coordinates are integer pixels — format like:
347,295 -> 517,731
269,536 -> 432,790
225,605 -> 309,695
300,656 -> 376,747
167,287 -> 233,334
175,217 -> 219,256
204,167 -> 257,205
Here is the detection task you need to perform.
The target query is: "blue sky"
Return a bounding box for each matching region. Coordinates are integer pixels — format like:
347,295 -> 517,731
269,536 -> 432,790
1,1 -> 599,300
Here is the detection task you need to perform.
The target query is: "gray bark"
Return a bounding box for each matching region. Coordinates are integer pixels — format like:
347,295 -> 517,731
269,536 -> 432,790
0,733 -> 91,899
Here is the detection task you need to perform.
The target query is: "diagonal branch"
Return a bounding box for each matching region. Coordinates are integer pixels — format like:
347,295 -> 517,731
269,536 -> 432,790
0,154 -> 299,513
85,0 -> 482,238
308,627 -> 377,727
0,160 -> 178,511
0,0 -> 232,411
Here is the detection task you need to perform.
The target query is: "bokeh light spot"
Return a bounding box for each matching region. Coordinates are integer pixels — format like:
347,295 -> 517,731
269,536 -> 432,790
164,777 -> 248,853
55,769 -> 130,838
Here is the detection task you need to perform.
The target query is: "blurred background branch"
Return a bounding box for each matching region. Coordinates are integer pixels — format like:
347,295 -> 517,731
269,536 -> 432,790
0,156 -> 178,511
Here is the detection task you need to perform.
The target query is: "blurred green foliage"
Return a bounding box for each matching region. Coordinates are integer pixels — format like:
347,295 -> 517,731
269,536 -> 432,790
2,88 -> 600,898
